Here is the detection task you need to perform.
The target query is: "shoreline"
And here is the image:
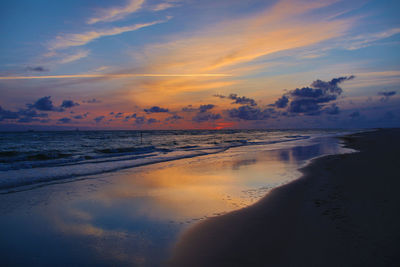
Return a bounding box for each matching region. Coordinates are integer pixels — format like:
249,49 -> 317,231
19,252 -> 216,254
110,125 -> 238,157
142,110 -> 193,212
0,131 -> 347,193
169,129 -> 400,266
0,134 -> 316,192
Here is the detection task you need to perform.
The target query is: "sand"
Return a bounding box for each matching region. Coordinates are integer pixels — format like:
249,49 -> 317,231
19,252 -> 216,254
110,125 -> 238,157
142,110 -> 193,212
169,129 -> 400,266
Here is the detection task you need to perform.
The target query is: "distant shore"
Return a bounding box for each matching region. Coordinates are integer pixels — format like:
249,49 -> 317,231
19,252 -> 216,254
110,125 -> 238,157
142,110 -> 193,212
170,129 -> 400,266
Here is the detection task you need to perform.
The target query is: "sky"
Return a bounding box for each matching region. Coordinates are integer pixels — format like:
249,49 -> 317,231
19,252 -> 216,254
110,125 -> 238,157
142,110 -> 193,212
0,0 -> 399,130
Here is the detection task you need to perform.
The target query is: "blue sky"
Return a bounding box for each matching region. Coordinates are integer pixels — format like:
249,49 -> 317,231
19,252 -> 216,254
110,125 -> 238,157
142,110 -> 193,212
0,0 -> 399,130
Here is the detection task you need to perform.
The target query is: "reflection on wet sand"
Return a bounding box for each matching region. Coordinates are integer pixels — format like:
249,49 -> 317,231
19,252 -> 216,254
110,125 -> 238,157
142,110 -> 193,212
0,137 -> 350,266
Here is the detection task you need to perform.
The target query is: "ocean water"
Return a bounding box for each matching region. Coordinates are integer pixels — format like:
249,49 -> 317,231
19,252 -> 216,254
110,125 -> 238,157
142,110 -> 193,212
0,129 -> 359,266
0,129 -> 354,191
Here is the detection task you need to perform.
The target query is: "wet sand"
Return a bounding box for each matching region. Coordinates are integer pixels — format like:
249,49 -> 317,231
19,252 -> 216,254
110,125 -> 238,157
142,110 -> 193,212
170,129 -> 400,266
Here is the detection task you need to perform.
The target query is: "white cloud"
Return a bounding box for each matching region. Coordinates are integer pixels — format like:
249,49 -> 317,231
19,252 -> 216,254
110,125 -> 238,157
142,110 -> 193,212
151,2 -> 177,11
48,19 -> 169,50
93,66 -> 110,72
345,28 -> 400,50
59,50 -> 90,64
87,0 -> 145,24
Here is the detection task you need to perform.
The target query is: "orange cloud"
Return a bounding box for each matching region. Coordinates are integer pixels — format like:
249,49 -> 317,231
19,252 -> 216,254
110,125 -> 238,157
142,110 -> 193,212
119,0 -> 353,107
122,76 -> 237,106
134,0 -> 351,74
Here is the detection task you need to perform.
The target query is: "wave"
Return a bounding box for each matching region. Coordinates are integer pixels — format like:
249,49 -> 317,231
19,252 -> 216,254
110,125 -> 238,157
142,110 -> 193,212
0,135 -> 312,192
0,151 -> 19,157
0,148 -> 226,192
95,145 -> 172,154
0,150 -> 72,162
0,146 -> 169,171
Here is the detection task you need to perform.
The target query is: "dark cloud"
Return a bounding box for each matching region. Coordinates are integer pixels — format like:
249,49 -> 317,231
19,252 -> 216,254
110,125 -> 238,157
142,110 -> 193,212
147,118 -> 159,124
182,105 -> 196,112
199,104 -> 215,113
227,105 -> 273,120
273,76 -> 354,116
144,106 -> 169,113
27,96 -> 59,111
27,96 -> 81,112
182,104 -> 215,114
58,117 -> 72,124
1,96 -> 80,125
214,94 -> 225,99
323,104 -> 340,115
288,99 -> 322,115
311,76 -> 354,94
215,94 -> 257,106
192,112 -> 221,122
134,116 -> 146,124
378,91 -> 396,102
290,87 -> 328,99
379,91 -> 396,97
124,113 -> 137,121
17,109 -> 48,122
165,114 -> 183,121
94,116 -> 105,123
188,104 -> 220,122
73,113 -> 88,119
26,66 -> 48,72
0,106 -> 20,121
61,100 -> 80,108
229,94 -> 257,106
25,110 -> 49,118
0,105 -> 49,122
114,112 -> 123,118
17,117 -> 40,123
274,95 -> 289,108
83,98 -> 101,104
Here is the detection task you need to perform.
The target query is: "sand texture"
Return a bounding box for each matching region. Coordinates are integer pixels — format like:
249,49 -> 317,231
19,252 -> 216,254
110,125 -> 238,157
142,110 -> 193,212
170,129 -> 400,266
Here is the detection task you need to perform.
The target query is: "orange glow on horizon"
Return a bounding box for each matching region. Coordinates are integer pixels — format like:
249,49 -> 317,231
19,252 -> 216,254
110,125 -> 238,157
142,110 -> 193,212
214,122 -> 236,130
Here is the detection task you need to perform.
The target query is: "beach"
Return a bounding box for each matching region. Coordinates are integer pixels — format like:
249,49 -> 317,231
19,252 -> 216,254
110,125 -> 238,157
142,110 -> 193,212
0,130 -> 352,266
2,0 -> 399,265
170,129 -> 400,266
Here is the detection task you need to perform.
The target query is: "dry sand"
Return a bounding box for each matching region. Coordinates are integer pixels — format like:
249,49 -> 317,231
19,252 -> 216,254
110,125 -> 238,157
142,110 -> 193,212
169,129 -> 400,266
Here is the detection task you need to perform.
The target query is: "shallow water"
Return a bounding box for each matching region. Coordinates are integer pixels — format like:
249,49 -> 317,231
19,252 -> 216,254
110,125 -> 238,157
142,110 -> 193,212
0,134 -> 354,266
0,129 -> 349,190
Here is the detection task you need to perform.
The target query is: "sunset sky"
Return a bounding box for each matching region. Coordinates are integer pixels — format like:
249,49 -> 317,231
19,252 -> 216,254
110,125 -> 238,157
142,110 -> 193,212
1,0 -> 399,130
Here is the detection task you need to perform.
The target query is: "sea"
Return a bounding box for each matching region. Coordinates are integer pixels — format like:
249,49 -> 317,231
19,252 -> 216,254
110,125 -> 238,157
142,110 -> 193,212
0,129 -> 356,191
0,129 -> 363,265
